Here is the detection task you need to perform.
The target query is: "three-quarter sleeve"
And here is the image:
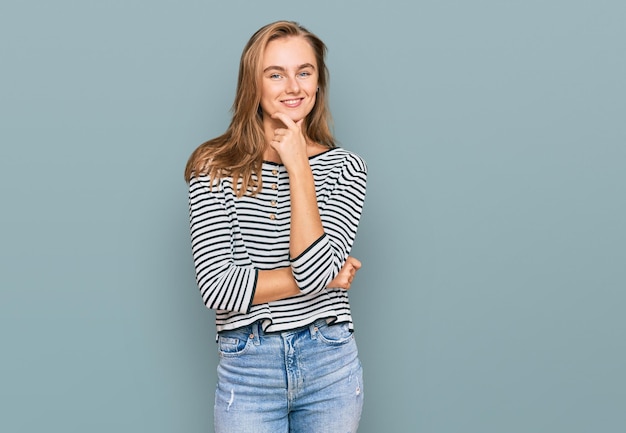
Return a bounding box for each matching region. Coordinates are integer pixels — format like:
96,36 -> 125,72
290,153 -> 368,294
188,177 -> 258,314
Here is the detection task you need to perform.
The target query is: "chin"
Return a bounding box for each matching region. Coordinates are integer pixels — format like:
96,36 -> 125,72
292,108 -> 314,123
281,112 -> 306,124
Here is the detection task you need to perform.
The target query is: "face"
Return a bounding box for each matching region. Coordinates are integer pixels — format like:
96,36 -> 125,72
259,36 -> 318,127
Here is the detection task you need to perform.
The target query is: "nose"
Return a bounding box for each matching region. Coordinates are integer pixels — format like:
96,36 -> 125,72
286,76 -> 300,94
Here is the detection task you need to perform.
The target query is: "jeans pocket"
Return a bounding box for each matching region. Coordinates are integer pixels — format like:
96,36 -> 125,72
218,334 -> 252,357
316,322 -> 354,346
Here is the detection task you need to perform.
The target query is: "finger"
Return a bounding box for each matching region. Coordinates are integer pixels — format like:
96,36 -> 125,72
349,257 -> 362,269
271,112 -> 300,130
274,128 -> 288,136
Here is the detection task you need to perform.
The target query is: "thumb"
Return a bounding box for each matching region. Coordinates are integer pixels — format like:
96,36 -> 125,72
347,257 -> 362,269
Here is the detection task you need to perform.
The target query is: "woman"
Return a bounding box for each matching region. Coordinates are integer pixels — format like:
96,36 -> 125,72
185,20 -> 367,432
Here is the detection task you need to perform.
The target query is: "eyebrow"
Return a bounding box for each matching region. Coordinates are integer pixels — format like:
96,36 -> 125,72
263,63 -> 316,73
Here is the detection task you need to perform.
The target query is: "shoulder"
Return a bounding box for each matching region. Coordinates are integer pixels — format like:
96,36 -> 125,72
188,173 -> 225,199
313,147 -> 368,174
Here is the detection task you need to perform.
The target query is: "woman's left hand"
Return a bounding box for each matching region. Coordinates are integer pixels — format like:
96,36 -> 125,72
270,112 -> 309,172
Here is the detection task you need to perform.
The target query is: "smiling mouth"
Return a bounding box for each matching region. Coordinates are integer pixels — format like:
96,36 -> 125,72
281,98 -> 304,107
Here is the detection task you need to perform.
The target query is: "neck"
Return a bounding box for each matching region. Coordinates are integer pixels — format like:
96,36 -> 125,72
263,146 -> 282,163
262,117 -> 283,163
263,117 -> 286,141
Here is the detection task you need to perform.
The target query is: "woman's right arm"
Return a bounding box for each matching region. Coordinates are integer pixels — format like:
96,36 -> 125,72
189,177 -> 258,313
189,177 -> 358,312
253,256 -> 360,304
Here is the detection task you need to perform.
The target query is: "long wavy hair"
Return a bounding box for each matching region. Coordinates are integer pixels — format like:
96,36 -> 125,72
184,21 -> 336,195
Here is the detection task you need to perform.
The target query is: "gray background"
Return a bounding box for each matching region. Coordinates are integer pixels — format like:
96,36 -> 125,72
2,0 -> 625,432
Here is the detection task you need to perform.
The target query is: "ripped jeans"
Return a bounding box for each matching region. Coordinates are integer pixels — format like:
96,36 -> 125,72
214,319 -> 364,433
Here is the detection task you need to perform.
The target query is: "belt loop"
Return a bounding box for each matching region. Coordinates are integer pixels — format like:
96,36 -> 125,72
309,321 -> 319,340
251,321 -> 261,346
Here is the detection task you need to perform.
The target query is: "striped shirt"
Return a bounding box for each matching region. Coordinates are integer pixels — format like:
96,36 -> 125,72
188,147 -> 367,333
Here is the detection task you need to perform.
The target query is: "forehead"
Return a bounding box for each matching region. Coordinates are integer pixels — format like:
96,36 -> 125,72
262,36 -> 317,68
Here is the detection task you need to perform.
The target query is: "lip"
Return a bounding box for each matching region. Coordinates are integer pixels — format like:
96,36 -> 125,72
280,98 -> 304,108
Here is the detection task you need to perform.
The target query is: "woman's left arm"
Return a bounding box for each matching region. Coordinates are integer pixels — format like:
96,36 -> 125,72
270,113 -> 325,258
289,153 -> 367,294
270,113 -> 367,295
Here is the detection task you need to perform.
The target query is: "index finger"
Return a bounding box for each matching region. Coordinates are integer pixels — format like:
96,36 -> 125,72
271,112 -> 301,130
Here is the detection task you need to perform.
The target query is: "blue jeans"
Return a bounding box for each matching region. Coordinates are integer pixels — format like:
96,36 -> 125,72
214,319 -> 364,433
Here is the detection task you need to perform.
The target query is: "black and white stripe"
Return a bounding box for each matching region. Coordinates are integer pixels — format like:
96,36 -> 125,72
188,148 -> 367,333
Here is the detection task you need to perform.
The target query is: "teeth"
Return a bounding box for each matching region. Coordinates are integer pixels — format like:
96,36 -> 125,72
283,99 -> 301,104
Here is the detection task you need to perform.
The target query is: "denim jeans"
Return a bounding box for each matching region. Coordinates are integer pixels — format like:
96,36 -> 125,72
214,319 -> 364,433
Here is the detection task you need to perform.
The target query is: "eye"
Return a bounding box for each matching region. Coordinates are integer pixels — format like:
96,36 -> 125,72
269,73 -> 282,80
298,71 -> 312,78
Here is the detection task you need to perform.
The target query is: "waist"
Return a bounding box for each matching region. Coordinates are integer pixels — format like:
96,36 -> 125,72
219,317 -> 335,339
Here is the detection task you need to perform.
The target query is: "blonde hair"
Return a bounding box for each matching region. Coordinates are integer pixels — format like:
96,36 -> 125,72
184,20 -> 336,195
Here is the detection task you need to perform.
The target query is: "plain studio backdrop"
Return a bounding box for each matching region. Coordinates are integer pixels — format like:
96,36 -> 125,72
1,1 -> 624,432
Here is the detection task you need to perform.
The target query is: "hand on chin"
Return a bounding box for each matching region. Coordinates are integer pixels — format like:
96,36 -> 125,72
270,111 -> 302,127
